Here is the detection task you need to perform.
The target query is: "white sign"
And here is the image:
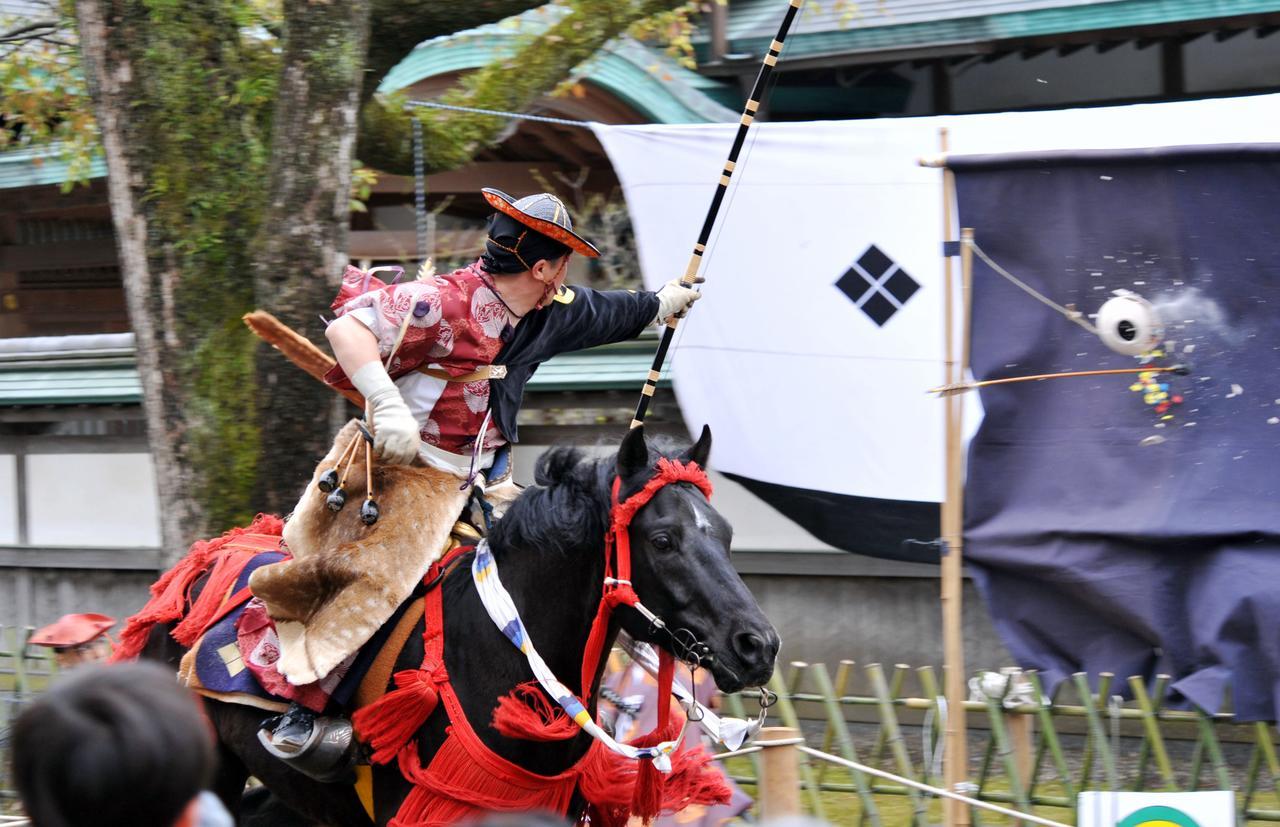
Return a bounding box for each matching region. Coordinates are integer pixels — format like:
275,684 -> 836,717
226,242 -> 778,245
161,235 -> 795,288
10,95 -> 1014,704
1078,791 -> 1236,827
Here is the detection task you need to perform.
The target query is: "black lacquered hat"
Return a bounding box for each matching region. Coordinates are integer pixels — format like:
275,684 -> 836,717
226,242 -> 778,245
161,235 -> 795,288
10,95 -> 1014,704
481,188 -> 601,258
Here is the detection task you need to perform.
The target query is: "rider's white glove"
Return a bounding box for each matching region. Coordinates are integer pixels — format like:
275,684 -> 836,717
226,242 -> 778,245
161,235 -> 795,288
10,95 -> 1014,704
350,361 -> 420,465
653,278 -> 703,324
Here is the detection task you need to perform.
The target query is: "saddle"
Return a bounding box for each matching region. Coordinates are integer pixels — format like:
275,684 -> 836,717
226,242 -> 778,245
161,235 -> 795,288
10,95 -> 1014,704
247,419 -> 517,686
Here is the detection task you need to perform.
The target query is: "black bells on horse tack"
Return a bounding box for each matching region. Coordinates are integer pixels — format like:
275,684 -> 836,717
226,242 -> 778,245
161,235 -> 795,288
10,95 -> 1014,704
318,429 -> 381,525
360,498 -> 380,526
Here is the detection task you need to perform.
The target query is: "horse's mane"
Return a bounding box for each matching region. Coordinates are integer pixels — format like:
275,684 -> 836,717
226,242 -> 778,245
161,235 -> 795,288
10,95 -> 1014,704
489,436 -> 691,558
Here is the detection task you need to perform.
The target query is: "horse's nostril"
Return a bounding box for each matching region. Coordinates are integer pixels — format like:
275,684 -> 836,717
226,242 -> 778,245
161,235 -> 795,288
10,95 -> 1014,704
733,631 -> 769,663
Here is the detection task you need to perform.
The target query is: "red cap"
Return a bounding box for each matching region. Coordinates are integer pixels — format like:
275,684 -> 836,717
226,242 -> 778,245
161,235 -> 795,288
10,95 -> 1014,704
28,613 -> 116,648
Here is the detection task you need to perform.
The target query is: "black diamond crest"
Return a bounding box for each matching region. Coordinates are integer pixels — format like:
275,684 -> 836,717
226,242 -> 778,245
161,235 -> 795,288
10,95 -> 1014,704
836,244 -> 920,326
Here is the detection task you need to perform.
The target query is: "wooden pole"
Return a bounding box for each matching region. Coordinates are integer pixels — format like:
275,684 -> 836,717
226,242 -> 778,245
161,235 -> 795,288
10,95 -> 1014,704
758,726 -> 803,820
940,121 -> 972,824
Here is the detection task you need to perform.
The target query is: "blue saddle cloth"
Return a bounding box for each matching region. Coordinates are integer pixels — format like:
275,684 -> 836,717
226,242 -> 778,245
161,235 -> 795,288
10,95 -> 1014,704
189,550 -> 417,710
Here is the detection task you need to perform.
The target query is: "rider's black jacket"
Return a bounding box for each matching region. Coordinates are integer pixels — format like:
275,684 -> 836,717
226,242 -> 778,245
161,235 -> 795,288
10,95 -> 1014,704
490,286 -> 659,444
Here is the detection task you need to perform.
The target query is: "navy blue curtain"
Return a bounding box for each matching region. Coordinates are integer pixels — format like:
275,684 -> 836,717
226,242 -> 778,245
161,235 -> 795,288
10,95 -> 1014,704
953,146 -> 1280,720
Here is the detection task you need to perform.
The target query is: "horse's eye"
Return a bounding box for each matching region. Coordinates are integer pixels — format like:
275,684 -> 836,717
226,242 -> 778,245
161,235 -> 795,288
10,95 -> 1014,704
650,533 -> 673,551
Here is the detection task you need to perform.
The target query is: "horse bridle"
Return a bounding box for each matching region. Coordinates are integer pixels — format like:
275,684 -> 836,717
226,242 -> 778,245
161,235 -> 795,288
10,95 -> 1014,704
580,457 -> 776,730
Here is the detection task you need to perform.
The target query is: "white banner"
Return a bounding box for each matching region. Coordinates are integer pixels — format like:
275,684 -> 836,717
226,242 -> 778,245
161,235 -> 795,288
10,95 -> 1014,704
593,93 -> 1280,514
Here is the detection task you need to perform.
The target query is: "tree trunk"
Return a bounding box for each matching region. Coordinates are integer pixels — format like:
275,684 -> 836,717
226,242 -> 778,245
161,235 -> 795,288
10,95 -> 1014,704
75,0 -> 200,563
75,0 -> 267,563
249,0 -> 373,516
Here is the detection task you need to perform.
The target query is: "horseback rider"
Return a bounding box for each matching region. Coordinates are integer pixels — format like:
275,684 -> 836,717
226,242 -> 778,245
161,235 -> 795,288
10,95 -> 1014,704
257,189 -> 701,765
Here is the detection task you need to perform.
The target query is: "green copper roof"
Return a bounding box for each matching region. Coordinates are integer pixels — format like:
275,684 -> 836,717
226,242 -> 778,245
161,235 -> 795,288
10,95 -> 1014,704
705,0 -> 1280,62
0,338 -> 670,406
0,144 -> 107,189
380,6 -> 737,124
0,366 -> 142,406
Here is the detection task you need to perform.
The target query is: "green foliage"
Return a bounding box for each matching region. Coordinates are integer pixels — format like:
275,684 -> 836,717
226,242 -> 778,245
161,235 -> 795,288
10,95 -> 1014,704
0,8 -> 98,186
362,0 -> 688,177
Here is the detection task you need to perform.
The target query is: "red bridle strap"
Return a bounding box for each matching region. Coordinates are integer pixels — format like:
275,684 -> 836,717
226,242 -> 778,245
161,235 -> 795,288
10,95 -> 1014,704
579,458 -> 713,696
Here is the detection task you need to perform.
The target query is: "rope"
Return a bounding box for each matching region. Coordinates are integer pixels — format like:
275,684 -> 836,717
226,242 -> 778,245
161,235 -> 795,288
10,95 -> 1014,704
797,746 -> 1073,827
405,99 -> 593,128
970,241 -> 1098,335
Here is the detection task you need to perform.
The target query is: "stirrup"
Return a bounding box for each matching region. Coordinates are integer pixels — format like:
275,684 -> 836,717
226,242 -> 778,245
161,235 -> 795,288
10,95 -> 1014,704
257,715 -> 357,783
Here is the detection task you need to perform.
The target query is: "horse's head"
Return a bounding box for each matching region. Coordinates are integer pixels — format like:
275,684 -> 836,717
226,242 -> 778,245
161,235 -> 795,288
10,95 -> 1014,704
616,425 -> 779,694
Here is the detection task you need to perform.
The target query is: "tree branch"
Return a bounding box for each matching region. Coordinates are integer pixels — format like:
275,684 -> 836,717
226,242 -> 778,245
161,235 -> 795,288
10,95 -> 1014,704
362,0 -> 551,105
357,0 -> 686,176
0,19 -> 60,43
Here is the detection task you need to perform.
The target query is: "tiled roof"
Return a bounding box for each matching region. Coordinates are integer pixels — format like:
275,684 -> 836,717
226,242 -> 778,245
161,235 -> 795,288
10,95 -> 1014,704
0,144 -> 107,189
0,333 -> 670,406
380,5 -> 737,124
704,0 -> 1280,62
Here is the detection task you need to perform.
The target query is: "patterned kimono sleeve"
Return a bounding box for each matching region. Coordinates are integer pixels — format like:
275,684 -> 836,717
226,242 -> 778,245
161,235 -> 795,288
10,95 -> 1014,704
335,279 -> 447,365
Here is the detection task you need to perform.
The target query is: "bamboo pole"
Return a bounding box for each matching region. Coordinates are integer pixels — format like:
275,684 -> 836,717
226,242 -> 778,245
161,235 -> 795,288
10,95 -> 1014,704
940,169 -> 974,827
758,726 -> 804,820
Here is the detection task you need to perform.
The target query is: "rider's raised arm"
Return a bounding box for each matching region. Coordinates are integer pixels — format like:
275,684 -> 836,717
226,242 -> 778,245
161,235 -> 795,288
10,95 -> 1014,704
325,313 -> 382,379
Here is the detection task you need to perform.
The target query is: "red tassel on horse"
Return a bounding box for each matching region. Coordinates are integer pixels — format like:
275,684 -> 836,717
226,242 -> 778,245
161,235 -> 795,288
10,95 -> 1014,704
353,668 -> 443,764
492,681 -> 579,742
629,650 -> 675,821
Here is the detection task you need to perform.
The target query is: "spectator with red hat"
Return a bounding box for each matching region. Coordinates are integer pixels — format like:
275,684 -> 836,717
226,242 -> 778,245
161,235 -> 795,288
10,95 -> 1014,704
26,612 -> 115,670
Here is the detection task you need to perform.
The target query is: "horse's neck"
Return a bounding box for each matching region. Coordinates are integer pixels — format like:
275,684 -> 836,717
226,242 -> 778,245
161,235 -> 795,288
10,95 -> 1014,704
482,537 -> 608,691
434,537 -> 611,771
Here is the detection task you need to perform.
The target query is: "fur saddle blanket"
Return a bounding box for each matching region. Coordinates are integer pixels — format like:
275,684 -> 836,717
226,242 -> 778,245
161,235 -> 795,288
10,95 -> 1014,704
247,420 -> 520,686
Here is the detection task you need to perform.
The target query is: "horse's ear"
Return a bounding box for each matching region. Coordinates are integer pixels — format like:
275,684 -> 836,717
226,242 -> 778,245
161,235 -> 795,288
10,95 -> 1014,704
617,424 -> 650,478
682,424 -> 712,468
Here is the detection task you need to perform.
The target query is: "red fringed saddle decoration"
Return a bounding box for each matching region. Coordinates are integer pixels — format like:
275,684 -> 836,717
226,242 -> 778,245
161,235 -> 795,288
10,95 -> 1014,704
112,514 -> 285,662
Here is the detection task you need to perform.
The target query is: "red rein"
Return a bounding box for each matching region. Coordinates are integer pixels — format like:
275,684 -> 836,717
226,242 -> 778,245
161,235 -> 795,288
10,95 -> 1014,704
580,458 -> 713,695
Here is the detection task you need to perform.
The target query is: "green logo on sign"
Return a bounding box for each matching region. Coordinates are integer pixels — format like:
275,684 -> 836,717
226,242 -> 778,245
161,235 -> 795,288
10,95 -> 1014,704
1117,805 -> 1202,827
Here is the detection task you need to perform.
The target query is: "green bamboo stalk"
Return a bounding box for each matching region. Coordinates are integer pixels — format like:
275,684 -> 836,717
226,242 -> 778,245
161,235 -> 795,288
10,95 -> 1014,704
865,665 -> 906,773
1027,673 -> 1075,804
816,660 -> 854,785
1193,708 -> 1237,825
809,662 -> 881,826
1255,720 -> 1280,800
13,626 -> 30,696
1244,735 -> 1264,817
981,689 -> 1033,818
1132,674 -> 1171,791
1073,672 -> 1119,791
867,663 -> 926,825
917,666 -> 942,788
1128,675 -> 1177,790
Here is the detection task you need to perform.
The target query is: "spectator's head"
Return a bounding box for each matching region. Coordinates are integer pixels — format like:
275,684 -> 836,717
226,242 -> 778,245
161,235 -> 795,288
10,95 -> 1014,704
10,661 -> 215,827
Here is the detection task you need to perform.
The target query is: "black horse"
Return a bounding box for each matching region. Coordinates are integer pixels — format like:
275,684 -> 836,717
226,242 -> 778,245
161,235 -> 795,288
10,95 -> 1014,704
143,425 -> 779,825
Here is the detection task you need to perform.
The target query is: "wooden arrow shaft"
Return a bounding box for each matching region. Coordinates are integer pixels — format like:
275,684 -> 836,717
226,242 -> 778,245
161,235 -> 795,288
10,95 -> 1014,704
930,365 -> 1181,395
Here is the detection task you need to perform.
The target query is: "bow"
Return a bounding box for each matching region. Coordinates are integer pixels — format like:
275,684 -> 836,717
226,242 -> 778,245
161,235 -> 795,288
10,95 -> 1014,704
630,0 -> 805,427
